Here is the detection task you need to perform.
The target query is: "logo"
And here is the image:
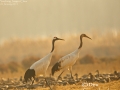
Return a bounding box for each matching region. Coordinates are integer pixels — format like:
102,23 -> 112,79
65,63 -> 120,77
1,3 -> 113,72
82,82 -> 98,87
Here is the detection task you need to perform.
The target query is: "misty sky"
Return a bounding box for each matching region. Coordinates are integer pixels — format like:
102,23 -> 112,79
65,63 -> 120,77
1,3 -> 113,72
0,0 -> 120,42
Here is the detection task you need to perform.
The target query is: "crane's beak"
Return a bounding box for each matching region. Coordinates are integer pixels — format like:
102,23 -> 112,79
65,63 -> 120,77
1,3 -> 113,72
58,38 -> 64,41
85,35 -> 92,40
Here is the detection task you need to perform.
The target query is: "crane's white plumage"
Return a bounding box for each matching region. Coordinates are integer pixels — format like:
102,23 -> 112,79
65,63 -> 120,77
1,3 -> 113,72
30,53 -> 52,76
52,34 -> 92,77
58,49 -> 79,69
24,37 -> 64,86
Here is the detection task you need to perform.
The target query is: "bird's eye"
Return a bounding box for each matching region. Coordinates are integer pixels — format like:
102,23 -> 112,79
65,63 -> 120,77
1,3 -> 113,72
54,37 -> 57,39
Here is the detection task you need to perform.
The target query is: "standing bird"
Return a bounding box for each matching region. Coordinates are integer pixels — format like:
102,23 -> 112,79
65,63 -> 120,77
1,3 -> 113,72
24,37 -> 64,89
51,34 -> 91,79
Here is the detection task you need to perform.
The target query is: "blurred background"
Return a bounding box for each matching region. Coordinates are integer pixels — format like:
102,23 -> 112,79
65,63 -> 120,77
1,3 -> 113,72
0,0 -> 120,78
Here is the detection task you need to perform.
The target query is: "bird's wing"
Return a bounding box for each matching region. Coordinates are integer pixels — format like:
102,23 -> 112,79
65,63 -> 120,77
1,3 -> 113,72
51,60 -> 61,76
30,53 -> 52,76
51,50 -> 79,76
58,54 -> 76,68
59,49 -> 80,68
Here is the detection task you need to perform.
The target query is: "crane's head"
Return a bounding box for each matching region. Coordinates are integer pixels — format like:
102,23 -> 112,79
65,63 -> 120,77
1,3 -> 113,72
81,34 -> 92,40
96,70 -> 99,72
89,73 -> 92,75
51,37 -> 64,52
114,71 -> 117,75
53,37 -> 64,41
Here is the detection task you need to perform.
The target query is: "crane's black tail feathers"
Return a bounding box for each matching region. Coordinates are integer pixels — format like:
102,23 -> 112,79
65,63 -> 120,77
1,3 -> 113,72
51,62 -> 61,76
24,69 -> 35,83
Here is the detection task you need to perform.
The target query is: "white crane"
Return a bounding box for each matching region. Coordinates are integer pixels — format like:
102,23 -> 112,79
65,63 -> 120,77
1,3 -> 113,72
51,34 -> 91,79
24,37 -> 64,89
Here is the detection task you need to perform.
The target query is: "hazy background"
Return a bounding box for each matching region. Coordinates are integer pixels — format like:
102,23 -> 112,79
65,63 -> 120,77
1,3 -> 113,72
0,0 -> 120,41
0,0 -> 120,77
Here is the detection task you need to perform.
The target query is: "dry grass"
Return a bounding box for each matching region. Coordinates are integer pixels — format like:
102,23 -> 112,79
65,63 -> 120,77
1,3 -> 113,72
0,31 -> 120,63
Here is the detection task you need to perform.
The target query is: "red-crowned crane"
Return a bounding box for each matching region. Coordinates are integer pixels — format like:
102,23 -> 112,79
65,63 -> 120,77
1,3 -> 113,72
51,34 -> 92,79
24,37 -> 64,89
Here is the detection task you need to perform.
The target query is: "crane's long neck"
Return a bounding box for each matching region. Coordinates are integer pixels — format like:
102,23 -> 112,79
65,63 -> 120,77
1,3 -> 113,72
51,40 -> 55,53
97,71 -> 99,77
78,36 -> 83,49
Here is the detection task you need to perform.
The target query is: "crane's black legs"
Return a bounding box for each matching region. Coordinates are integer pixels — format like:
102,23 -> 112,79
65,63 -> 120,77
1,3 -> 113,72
45,78 -> 52,90
57,70 -> 64,81
32,76 -> 35,85
53,70 -> 64,86
69,67 -> 74,79
70,69 -> 74,79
